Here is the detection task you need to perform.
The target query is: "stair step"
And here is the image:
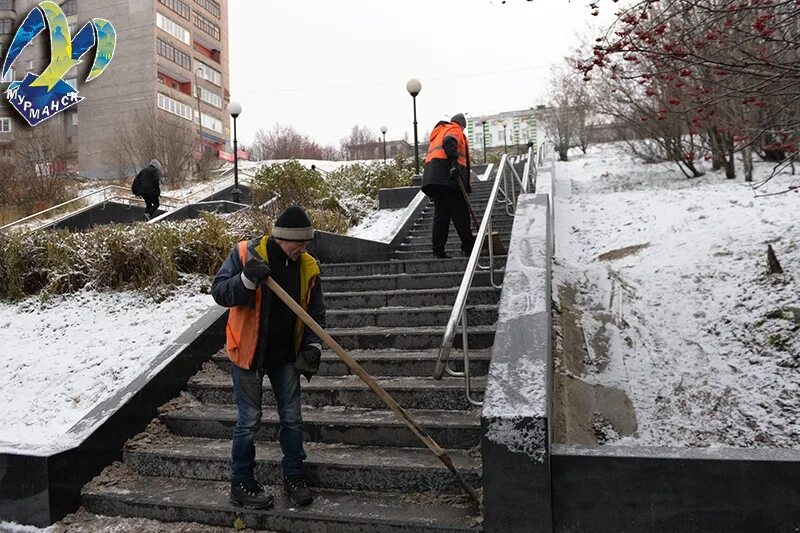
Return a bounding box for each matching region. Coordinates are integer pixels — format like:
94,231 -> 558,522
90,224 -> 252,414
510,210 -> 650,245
212,349 -> 493,377
325,286 -> 501,309
325,325 -> 495,350
160,404 -> 481,448
323,270 -> 504,292
320,256 -> 506,276
82,474 -> 480,532
125,436 -> 481,493
396,242 -> 508,254
327,304 -> 497,329
393,250 -> 507,260
188,374 -> 486,410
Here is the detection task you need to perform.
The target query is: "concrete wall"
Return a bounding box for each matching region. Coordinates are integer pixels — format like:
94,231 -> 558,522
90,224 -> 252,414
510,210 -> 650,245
200,184 -> 252,204
378,186 -> 420,210
47,201 -> 161,231
306,231 -> 390,264
150,200 -> 246,223
551,444 -> 800,532
481,194 -> 552,532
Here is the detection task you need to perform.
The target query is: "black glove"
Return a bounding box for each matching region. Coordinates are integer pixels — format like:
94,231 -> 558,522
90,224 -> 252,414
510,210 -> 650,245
296,345 -> 322,381
243,258 -> 271,285
449,165 -> 459,179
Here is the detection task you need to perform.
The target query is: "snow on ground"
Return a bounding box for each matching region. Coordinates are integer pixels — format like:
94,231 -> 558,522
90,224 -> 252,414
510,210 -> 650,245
0,508 -> 252,532
0,277 -> 214,455
554,142 -> 799,448
346,191 -> 425,243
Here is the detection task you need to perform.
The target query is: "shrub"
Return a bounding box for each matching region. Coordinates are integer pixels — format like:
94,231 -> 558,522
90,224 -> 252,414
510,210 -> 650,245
0,210 -> 278,302
251,160 -> 329,210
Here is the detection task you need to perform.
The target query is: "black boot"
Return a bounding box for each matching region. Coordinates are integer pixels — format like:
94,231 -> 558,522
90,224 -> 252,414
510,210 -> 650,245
230,479 -> 274,509
283,475 -> 313,506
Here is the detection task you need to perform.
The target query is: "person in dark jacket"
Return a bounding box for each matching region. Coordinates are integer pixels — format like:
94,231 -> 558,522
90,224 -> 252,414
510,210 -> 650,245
211,205 -> 325,510
421,113 -> 475,258
133,159 -> 162,219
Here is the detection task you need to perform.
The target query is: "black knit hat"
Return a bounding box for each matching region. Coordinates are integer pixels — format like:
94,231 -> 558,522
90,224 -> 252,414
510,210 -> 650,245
450,113 -> 466,128
273,205 -> 314,241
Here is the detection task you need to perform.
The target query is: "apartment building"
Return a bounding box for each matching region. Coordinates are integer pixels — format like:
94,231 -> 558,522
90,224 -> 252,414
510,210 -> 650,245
466,109 -> 540,152
0,0 -> 231,178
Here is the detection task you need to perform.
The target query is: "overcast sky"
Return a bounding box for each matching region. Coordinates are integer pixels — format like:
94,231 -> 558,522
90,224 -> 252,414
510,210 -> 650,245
228,0 -> 615,148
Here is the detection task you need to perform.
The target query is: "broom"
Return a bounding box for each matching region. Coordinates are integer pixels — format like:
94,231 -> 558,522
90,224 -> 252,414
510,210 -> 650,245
457,173 -> 505,256
264,277 -> 483,511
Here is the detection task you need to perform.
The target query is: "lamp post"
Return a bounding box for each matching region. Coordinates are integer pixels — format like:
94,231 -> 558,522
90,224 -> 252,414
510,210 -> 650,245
502,121 -> 508,154
195,68 -> 203,139
380,125 -> 387,162
481,116 -> 488,164
227,101 -> 242,203
406,78 -> 422,174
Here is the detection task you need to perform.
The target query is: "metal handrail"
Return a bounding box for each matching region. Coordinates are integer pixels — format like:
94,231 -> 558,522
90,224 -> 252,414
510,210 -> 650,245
432,148 -> 538,405
0,186 -> 180,233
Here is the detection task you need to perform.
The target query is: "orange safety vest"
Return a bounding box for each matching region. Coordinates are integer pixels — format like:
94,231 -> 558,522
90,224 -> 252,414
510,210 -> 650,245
225,236 -> 320,369
424,122 -> 471,184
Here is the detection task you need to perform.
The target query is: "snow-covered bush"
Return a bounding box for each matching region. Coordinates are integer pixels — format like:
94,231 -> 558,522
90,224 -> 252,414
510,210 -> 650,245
251,160 -> 329,210
0,212 -> 266,302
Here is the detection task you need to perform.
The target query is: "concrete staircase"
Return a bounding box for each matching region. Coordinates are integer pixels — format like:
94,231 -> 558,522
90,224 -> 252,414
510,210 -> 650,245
82,180 -> 514,532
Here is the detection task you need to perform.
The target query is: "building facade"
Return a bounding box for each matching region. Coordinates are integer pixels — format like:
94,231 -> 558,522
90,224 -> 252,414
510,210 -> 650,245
0,0 -> 231,178
466,108 -> 540,153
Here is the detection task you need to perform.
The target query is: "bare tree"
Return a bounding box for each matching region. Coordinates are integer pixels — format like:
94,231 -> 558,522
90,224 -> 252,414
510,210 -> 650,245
340,125 -> 377,160
581,0 -> 799,185
542,63 -> 592,161
114,110 -> 197,187
249,124 -> 340,161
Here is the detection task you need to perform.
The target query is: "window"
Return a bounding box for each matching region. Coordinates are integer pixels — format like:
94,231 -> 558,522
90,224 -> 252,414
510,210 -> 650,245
197,85 -> 222,108
25,60 -> 34,72
192,11 -> 219,40
158,0 -> 190,20
1,67 -> 14,83
157,93 -> 193,121
0,19 -> 12,34
195,60 -> 221,85
65,76 -> 77,89
0,117 -> 11,132
156,12 -> 190,45
157,38 -> 190,70
0,1 -> 14,11
194,0 -> 220,18
61,0 -> 76,16
195,110 -> 222,133
70,112 -> 78,126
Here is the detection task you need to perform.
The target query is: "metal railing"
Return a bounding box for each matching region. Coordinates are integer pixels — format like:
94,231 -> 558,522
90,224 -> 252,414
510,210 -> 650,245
433,146 -> 537,406
0,186 -> 182,233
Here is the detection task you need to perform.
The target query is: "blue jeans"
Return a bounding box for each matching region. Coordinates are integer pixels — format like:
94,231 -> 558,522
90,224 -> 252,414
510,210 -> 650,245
230,363 -> 306,482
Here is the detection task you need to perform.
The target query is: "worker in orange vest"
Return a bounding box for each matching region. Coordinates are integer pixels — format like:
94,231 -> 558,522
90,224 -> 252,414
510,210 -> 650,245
211,205 -> 325,510
421,113 -> 475,258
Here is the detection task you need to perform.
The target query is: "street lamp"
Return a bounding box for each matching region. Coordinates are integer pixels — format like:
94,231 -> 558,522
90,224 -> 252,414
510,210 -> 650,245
195,68 -> 203,158
380,125 -> 387,163
227,101 -> 242,203
481,116 -> 488,164
406,78 -> 422,174
502,120 -> 508,154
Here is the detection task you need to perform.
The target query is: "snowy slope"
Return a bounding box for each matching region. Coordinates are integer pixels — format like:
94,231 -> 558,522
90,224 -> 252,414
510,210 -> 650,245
553,143 -> 799,448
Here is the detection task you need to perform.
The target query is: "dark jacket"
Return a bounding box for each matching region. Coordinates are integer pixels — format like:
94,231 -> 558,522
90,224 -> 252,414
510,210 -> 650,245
210,236 -> 326,370
421,120 -> 471,196
135,165 -> 161,196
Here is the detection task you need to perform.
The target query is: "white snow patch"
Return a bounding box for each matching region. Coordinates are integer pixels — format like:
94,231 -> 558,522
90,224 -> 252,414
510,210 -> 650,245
553,142 -> 799,448
346,191 -> 425,243
0,277 -> 214,455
